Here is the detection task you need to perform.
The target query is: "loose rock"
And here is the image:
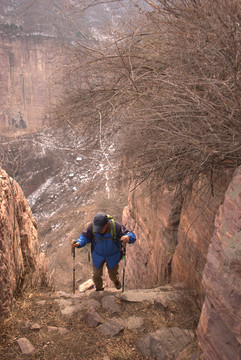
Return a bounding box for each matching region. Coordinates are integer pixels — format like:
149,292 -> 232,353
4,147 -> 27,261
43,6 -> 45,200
36,300 -> 46,305
48,326 -> 59,332
81,298 -> 101,310
101,295 -> 121,313
82,307 -> 105,327
30,323 -> 41,331
137,326 -> 194,360
176,341 -> 201,360
47,326 -> 69,335
60,304 -> 83,316
58,327 -> 69,335
16,338 -> 35,355
120,289 -> 182,306
124,316 -> 144,329
79,279 -> 94,292
97,318 -> 124,337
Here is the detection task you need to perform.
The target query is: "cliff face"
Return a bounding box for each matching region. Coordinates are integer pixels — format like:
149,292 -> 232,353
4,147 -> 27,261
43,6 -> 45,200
0,168 -> 48,317
123,169 -> 240,359
171,175 -> 229,295
122,181 -> 182,289
197,167 -> 241,360
123,175 -> 229,293
0,35 -> 63,136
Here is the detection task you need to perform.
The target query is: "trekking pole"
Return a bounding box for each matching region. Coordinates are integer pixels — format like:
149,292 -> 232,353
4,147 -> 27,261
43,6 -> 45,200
72,245 -> 76,294
122,246 -> 126,292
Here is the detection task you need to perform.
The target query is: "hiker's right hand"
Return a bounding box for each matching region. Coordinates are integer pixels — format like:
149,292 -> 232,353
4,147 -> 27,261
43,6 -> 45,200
71,240 -> 79,248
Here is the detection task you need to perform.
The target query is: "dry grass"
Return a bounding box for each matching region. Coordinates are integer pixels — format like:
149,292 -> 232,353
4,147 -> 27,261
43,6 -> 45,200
0,288 -> 200,360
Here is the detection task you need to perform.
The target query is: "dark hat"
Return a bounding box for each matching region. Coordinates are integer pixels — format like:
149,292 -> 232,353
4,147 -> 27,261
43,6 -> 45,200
93,213 -> 108,233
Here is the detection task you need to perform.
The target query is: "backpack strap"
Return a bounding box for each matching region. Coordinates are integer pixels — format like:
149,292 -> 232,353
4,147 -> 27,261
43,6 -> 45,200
90,216 -> 123,260
107,215 -> 117,243
91,215 -> 117,250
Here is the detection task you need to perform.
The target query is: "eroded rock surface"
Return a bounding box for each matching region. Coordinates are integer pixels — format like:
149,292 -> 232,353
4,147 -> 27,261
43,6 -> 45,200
197,167 -> 241,360
123,181 -> 183,289
0,36 -> 63,136
123,174 -> 230,297
171,175 -> 229,295
0,168 -> 48,317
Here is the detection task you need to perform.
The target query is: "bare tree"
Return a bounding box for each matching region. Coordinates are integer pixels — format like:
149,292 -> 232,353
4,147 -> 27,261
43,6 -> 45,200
53,0 -> 241,194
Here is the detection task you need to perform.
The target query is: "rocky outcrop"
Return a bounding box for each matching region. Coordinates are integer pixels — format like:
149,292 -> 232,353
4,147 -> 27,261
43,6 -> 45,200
0,168 -> 48,317
197,167 -> 241,360
0,35 -> 64,136
171,175 -> 229,295
122,170 -> 240,358
123,175 -> 229,293
122,180 -> 183,289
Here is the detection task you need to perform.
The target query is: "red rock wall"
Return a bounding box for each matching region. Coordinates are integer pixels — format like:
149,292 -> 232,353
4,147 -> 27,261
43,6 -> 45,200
123,174 -> 229,294
171,176 -> 229,295
0,168 -> 48,317
0,35 -> 64,136
122,180 -> 183,289
197,167 -> 241,360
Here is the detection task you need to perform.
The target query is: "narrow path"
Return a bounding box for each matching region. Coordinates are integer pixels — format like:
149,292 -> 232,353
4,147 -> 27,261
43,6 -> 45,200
0,286 -> 200,360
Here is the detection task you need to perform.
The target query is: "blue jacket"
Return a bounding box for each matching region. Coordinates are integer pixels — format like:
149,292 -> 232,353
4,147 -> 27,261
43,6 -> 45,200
75,220 -> 136,270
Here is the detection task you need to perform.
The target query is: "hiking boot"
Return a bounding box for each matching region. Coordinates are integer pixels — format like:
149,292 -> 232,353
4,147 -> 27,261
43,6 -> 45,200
114,280 -> 121,290
95,287 -> 104,292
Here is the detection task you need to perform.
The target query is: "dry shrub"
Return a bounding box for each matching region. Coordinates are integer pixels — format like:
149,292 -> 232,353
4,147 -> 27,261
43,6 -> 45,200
54,0 -> 241,193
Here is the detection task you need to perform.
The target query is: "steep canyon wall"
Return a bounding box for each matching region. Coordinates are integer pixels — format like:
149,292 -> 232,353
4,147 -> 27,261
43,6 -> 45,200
171,175 -> 230,296
123,169 -> 241,359
197,168 -> 241,360
123,175 -> 229,294
123,183 -> 182,289
0,35 -> 64,136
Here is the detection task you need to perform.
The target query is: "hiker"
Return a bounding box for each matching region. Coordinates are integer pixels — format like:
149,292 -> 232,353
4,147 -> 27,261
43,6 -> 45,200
71,213 -> 136,291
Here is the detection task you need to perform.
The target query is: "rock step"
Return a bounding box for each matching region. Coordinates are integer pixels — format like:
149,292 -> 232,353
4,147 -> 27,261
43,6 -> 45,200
13,285 -> 201,359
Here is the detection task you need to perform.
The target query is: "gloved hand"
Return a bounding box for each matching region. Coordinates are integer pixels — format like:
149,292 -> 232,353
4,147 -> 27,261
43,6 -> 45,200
71,240 -> 79,248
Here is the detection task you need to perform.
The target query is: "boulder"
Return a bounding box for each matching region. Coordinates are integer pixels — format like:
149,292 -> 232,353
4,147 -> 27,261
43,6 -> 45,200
137,326 -> 194,360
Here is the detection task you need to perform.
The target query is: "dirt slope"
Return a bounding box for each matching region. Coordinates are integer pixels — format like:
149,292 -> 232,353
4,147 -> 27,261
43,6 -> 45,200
0,286 -> 200,360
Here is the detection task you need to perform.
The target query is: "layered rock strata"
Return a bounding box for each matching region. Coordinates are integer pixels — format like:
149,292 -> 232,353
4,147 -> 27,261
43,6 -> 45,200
197,167 -> 241,360
0,35 -> 63,136
122,180 -> 183,289
0,168 -> 48,317
171,175 -> 229,295
123,174 -> 229,294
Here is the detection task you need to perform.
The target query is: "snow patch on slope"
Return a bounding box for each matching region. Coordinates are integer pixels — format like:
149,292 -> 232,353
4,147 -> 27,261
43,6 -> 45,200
27,178 -> 54,207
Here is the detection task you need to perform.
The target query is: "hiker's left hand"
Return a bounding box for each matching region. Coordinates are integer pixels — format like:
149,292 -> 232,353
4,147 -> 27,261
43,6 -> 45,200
120,235 -> 129,245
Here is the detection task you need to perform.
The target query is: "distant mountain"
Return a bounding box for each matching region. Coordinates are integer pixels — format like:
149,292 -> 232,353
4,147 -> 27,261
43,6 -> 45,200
0,0 -> 83,40
0,0 -> 138,41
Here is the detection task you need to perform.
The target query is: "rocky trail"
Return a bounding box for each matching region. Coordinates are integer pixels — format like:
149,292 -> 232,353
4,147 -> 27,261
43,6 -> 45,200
0,284 -> 201,360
